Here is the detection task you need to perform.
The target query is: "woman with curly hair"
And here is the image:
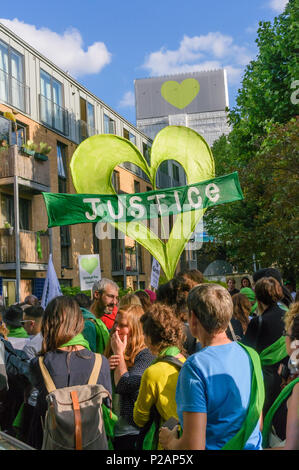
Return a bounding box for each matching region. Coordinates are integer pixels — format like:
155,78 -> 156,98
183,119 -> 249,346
105,304 -> 154,450
133,303 -> 186,449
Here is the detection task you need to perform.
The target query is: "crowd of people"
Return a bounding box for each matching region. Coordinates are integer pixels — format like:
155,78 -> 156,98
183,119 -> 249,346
0,267 -> 298,450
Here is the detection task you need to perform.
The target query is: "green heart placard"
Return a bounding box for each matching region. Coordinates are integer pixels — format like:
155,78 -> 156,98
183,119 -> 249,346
70,126 -> 214,280
161,78 -> 200,109
80,257 -> 99,275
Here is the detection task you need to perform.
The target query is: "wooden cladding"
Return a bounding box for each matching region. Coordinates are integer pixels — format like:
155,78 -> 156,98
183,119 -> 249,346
0,229 -> 49,264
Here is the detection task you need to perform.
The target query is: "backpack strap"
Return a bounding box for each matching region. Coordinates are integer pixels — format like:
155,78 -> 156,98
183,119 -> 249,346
155,355 -> 184,369
88,353 -> 102,385
39,356 -> 56,393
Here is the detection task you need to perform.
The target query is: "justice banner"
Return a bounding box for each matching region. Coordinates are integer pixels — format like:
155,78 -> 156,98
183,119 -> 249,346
42,172 -> 243,228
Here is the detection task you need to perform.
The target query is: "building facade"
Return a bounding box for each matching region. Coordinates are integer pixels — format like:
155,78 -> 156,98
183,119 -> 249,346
0,23 -> 174,305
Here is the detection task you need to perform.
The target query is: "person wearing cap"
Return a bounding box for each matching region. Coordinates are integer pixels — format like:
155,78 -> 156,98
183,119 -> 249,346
3,305 -> 29,350
240,287 -> 258,316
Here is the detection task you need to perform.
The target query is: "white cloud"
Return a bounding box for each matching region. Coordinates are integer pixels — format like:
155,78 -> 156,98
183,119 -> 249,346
268,0 -> 289,12
119,90 -> 135,108
142,33 -> 254,85
0,18 -> 111,77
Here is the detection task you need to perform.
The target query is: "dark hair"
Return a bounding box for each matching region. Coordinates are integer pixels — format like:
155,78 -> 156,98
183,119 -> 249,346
24,295 -> 39,306
176,269 -> 204,285
156,280 -> 177,306
241,277 -> 252,288
253,267 -> 292,308
232,293 -> 251,332
24,305 -> 44,319
74,293 -> 91,309
254,277 -> 283,307
140,303 -> 184,352
41,296 -> 84,353
134,290 -> 151,311
291,315 -> 299,341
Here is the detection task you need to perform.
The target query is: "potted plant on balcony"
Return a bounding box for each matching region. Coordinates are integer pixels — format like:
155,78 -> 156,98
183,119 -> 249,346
34,142 -> 51,161
1,221 -> 14,236
21,140 -> 37,157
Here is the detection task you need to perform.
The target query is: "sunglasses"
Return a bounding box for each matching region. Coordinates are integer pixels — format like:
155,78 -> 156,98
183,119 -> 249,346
20,320 -> 34,325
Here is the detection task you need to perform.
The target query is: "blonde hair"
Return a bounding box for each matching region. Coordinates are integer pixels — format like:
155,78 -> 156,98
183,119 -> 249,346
119,294 -> 142,308
105,304 -> 146,368
284,301 -> 299,332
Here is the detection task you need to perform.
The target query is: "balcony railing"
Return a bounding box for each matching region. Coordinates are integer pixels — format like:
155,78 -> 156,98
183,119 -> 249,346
39,94 -> 69,136
0,68 -> 30,114
0,229 -> 49,265
78,120 -> 97,143
0,145 -> 50,188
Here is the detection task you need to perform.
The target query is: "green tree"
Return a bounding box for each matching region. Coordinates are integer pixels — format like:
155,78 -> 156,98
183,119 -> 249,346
204,0 -> 299,277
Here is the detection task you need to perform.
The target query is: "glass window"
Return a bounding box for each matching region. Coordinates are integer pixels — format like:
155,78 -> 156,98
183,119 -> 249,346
79,98 -> 95,141
172,163 -> 180,182
57,142 -> 67,182
0,40 -> 25,111
104,114 -> 115,134
123,128 -> 136,144
134,180 -> 140,193
40,70 -> 67,134
60,225 -> 71,267
1,194 -> 30,230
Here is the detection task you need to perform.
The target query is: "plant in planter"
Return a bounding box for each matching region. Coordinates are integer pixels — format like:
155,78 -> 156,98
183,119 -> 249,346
21,140 -> 38,156
34,142 -> 52,161
2,221 -> 14,235
0,139 -> 8,151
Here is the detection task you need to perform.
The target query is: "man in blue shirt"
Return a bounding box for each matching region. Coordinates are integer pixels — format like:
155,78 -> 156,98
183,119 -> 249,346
159,283 -> 263,450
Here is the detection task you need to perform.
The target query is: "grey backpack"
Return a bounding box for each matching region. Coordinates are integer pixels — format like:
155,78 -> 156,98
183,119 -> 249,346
0,340 -> 8,392
39,354 -> 111,450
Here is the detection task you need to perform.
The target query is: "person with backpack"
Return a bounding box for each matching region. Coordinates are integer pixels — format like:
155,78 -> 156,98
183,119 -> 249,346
133,303 -> 186,450
28,295 -> 112,450
159,283 -> 264,450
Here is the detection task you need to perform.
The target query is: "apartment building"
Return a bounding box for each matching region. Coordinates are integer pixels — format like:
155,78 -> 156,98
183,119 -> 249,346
0,23 -> 167,305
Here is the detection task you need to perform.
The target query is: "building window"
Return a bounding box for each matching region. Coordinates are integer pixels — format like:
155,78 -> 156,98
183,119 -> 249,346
172,163 -> 180,183
79,97 -> 95,142
111,229 -> 124,272
56,142 -> 71,267
142,142 -> 151,164
1,194 -> 31,230
112,170 -> 120,193
134,180 -> 140,193
104,114 -> 115,134
123,128 -> 136,145
0,40 -> 27,112
40,69 -> 68,135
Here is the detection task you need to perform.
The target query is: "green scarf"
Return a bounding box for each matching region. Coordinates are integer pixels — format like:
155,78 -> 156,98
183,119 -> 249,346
158,346 -> 180,357
259,336 -> 288,367
7,327 -> 29,338
222,343 -> 265,450
262,377 -> 299,448
94,318 -> 110,354
59,333 -> 91,350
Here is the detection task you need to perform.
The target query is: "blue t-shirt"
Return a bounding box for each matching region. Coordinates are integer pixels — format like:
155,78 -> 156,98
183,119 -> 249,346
176,342 -> 262,450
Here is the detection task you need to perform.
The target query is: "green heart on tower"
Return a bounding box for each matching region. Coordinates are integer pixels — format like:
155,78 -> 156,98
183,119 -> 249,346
80,257 -> 99,275
161,78 -> 200,109
70,126 -> 214,280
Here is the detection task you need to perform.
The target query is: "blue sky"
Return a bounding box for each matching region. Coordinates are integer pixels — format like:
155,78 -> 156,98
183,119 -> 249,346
0,0 -> 289,125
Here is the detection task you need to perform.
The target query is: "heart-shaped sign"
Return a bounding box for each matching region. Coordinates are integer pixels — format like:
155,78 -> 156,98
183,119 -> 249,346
161,78 -> 200,109
70,126 -> 214,280
80,257 -> 99,275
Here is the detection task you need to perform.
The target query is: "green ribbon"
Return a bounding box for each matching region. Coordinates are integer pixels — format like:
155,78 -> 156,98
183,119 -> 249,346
262,377 -> 299,448
222,343 -> 265,450
7,327 -> 29,338
42,172 -> 243,227
158,346 -> 180,357
36,231 -> 43,260
259,336 -> 288,367
59,333 -> 91,350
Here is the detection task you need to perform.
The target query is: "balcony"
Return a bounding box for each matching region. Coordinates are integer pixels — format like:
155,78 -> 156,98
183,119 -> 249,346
0,68 -> 30,114
39,94 -> 69,136
0,229 -> 49,270
0,145 -> 50,191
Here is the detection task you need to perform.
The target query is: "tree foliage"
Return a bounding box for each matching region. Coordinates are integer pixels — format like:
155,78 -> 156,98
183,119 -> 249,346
204,0 -> 299,279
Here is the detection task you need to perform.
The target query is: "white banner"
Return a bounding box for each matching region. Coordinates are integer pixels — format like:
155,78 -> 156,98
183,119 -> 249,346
150,258 -> 161,289
41,254 -> 62,309
78,254 -> 101,291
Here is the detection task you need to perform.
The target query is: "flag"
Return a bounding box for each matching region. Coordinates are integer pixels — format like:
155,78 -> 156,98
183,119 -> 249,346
41,254 -> 62,309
